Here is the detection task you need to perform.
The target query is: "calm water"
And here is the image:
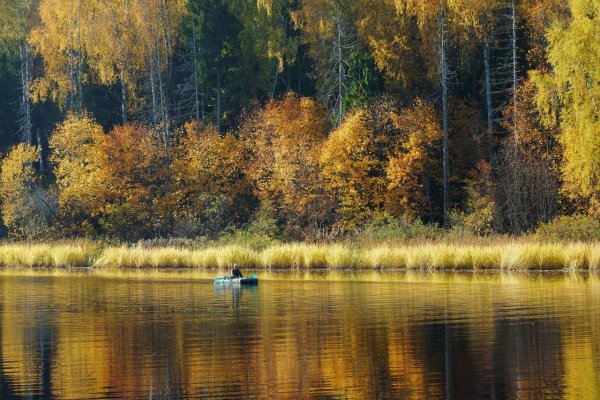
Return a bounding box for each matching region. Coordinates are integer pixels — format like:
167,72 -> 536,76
0,271 -> 599,399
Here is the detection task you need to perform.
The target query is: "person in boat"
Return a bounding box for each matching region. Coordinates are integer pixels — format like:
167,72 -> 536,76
231,264 -> 243,279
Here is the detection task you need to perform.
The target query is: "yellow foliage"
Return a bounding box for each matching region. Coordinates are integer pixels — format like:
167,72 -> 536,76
51,118 -> 169,237
320,110 -> 385,230
49,113 -> 105,219
29,0 -> 78,104
385,99 -> 442,220
533,0 -> 600,216
29,0 -> 187,106
174,122 -> 245,194
168,122 -> 251,230
0,144 -> 41,237
519,0 -> 569,68
355,0 -> 424,91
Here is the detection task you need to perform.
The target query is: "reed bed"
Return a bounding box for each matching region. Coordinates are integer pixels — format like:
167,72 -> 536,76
0,242 -> 98,268
0,240 -> 598,271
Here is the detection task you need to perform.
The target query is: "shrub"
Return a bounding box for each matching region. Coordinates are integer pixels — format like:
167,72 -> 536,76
535,214 -> 600,242
353,213 -> 442,244
218,201 -> 281,250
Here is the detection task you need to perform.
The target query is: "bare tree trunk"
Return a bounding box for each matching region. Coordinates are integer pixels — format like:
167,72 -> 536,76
271,60 -> 279,99
336,8 -> 344,124
200,93 -> 206,125
511,0 -> 518,148
36,129 -> 44,173
154,23 -> 169,157
68,0 -> 75,111
20,42 -> 32,144
120,0 -> 129,125
192,21 -> 200,139
216,68 -> 222,134
143,12 -> 159,126
149,54 -> 158,126
76,0 -> 83,115
483,24 -> 494,164
120,73 -> 127,125
159,0 -> 173,83
440,7 -> 450,226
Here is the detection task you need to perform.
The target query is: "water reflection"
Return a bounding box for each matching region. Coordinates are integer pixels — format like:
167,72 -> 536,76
0,273 -> 598,399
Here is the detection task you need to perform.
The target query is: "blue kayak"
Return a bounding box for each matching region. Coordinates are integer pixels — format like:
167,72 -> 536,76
214,274 -> 258,285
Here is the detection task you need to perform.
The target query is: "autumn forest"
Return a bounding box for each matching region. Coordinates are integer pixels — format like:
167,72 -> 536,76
0,0 -> 598,242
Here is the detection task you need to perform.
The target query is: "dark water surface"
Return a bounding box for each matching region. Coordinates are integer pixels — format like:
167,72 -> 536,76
0,271 -> 599,399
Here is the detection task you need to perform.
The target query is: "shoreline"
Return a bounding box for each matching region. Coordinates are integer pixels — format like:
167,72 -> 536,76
0,240 -> 598,272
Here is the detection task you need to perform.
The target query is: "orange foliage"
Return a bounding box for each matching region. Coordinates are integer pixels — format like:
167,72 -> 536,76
242,94 -> 332,234
501,80 -> 560,163
93,124 -> 166,238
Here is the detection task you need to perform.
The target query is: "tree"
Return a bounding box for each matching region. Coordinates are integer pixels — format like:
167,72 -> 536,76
49,113 -> 104,233
293,0 -> 359,124
519,0 -> 568,69
93,124 -> 167,239
495,80 -> 560,232
30,0 -> 85,112
168,121 -> 253,237
31,0 -> 186,143
246,0 -> 299,97
355,0 -> 426,95
0,0 -> 39,144
242,94 -> 332,236
125,0 -> 186,155
0,143 -> 55,238
532,0 -> 600,216
387,0 -> 481,225
186,0 -> 242,134
320,110 -> 384,230
83,0 -> 145,125
385,99 -> 442,221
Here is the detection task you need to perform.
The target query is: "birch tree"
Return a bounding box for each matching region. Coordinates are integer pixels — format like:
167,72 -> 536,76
30,0 -> 85,112
84,0 -> 145,125
0,0 -> 39,144
532,0 -> 600,216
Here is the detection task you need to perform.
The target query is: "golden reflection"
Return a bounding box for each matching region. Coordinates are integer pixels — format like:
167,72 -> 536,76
0,272 -> 598,399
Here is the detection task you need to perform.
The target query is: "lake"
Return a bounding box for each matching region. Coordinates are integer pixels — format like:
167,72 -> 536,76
0,271 -> 598,399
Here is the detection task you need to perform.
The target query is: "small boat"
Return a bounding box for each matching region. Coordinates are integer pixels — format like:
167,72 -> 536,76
214,274 -> 258,285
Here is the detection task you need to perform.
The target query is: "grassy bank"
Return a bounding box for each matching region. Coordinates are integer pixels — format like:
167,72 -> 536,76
0,240 -> 599,271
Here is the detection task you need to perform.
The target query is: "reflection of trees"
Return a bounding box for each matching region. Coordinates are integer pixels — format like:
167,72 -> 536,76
493,318 -> 564,399
0,278 -> 58,398
0,275 -> 598,398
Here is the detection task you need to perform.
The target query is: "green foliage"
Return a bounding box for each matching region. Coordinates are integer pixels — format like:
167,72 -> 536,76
448,162 -> 496,237
246,200 -> 280,239
99,203 -> 143,241
535,215 -> 600,242
353,213 -> 442,243
219,200 -> 280,250
343,48 -> 381,113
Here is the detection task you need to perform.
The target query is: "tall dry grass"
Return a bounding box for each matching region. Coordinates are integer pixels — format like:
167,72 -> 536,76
0,241 -> 99,268
0,240 -> 598,271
